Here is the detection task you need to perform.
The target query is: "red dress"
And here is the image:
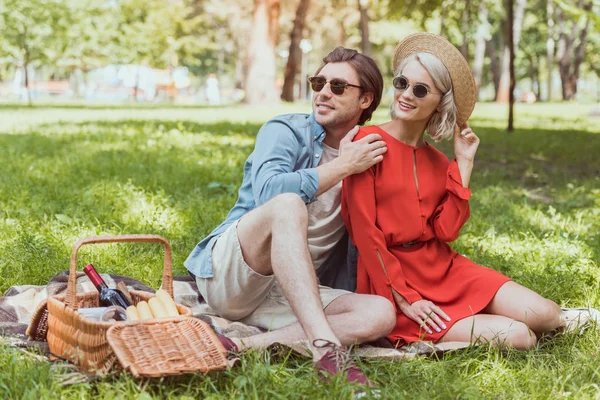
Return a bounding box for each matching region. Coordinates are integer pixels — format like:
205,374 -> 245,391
341,126 -> 511,344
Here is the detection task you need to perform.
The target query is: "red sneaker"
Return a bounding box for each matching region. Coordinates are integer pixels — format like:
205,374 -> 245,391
312,339 -> 372,387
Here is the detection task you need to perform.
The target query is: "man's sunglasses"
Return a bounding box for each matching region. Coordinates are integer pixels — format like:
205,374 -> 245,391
392,75 -> 442,98
308,76 -> 362,95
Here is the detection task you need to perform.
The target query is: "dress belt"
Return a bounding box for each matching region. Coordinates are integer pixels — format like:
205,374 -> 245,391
398,240 -> 419,248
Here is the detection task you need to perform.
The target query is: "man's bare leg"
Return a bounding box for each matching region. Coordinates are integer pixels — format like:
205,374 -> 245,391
230,293 -> 396,352
235,193 -> 386,360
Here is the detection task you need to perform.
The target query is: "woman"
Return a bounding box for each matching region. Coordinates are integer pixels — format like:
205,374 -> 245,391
341,33 -> 564,349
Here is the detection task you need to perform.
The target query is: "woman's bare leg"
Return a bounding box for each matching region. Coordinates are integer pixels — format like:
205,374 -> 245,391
438,314 -> 537,350
483,281 -> 565,334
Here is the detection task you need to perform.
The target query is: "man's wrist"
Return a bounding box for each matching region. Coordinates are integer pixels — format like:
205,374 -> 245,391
331,156 -> 353,179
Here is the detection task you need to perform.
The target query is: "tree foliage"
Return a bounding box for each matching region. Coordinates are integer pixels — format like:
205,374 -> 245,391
0,0 -> 598,104
0,0 -> 70,103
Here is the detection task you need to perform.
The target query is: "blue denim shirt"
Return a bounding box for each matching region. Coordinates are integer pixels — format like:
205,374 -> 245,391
184,113 -> 327,278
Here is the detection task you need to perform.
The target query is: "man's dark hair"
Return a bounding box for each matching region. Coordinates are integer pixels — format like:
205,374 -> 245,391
315,47 -> 384,126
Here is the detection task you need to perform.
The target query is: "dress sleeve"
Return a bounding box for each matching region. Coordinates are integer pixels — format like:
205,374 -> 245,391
342,165 -> 423,307
431,159 -> 471,242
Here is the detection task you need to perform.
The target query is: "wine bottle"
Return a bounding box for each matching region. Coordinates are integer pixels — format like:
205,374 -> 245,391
83,264 -> 133,309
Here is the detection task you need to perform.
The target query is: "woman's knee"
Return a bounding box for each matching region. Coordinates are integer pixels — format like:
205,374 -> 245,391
520,299 -> 563,333
506,321 -> 537,350
536,300 -> 563,329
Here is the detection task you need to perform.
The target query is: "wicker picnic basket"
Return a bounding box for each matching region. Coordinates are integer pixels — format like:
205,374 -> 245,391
46,235 -> 226,376
107,316 -> 228,377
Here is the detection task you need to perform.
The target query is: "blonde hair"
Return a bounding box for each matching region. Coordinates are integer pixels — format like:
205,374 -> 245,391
392,52 -> 457,141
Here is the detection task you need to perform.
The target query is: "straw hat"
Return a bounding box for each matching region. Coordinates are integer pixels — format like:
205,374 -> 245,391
392,32 -> 477,124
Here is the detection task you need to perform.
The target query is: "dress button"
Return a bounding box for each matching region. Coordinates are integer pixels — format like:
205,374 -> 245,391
315,154 -> 320,158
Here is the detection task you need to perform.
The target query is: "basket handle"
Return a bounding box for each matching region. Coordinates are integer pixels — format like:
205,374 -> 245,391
66,234 -> 173,310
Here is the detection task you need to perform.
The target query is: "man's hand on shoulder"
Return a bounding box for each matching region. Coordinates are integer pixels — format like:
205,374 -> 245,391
338,126 -> 387,175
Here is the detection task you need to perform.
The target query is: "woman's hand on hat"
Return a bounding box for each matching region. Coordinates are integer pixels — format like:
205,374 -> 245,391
453,121 -> 479,162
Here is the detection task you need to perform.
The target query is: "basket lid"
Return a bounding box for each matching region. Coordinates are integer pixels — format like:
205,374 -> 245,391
106,317 -> 228,377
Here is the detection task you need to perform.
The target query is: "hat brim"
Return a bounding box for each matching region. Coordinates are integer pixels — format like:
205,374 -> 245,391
393,33 -> 476,124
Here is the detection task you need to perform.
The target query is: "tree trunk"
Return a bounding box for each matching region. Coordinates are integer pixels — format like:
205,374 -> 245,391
83,69 -> 90,99
71,68 -> 83,99
473,0 -> 489,95
508,0 -> 515,131
234,50 -> 245,89
218,28 -> 226,79
555,6 -> 569,99
570,3 -> 591,99
556,0 -> 590,100
546,0 -> 555,101
535,54 -> 542,100
133,65 -> 140,102
281,0 -> 311,102
24,63 -> 31,106
496,0 -> 526,102
460,0 -> 471,59
358,0 -> 371,56
439,0 -> 447,38
486,39 -> 501,99
337,12 -> 348,46
245,0 -> 281,104
529,55 -> 535,92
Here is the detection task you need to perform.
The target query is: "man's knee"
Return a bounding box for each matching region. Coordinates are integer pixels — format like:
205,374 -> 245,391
270,193 -> 307,224
355,295 -> 396,341
374,296 -> 397,335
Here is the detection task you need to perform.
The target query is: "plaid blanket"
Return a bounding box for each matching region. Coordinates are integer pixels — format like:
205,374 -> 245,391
2,271 -> 597,365
0,271 -> 470,363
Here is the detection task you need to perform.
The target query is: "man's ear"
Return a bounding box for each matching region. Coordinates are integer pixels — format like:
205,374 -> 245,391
359,92 -> 374,110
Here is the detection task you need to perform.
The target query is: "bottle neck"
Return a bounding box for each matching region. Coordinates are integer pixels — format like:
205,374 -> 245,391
83,264 -> 108,290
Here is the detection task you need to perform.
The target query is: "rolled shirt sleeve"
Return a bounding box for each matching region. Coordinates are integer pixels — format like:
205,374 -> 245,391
251,120 -> 319,205
184,113 -> 324,279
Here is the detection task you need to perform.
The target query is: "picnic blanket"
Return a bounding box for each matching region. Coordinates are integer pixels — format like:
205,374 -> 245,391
0,271 -> 468,361
1,271 -> 597,365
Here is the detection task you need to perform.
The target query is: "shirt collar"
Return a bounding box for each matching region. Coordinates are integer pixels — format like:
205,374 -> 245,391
309,113 -> 326,143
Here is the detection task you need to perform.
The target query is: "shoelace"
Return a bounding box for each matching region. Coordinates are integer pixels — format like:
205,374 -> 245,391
312,339 -> 358,373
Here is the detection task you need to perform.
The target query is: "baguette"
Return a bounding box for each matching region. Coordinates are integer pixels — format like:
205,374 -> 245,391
148,297 -> 168,318
126,305 -> 140,321
155,289 -> 179,317
136,301 -> 154,320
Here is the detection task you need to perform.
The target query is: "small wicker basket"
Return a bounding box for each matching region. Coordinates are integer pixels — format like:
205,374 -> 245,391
46,235 -> 200,375
107,317 -> 228,377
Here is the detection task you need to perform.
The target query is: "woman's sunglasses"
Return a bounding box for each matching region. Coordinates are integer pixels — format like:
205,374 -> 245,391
308,76 -> 362,95
392,75 -> 442,98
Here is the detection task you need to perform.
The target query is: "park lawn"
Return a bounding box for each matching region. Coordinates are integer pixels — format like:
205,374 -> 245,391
0,102 -> 599,399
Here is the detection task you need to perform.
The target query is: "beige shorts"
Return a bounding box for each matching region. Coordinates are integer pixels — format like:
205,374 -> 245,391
195,219 -> 351,331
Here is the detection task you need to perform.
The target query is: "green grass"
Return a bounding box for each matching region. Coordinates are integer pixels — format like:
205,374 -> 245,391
1,102 -> 600,399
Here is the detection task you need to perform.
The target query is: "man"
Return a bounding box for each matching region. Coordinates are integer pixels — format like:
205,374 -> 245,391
185,47 -> 395,385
